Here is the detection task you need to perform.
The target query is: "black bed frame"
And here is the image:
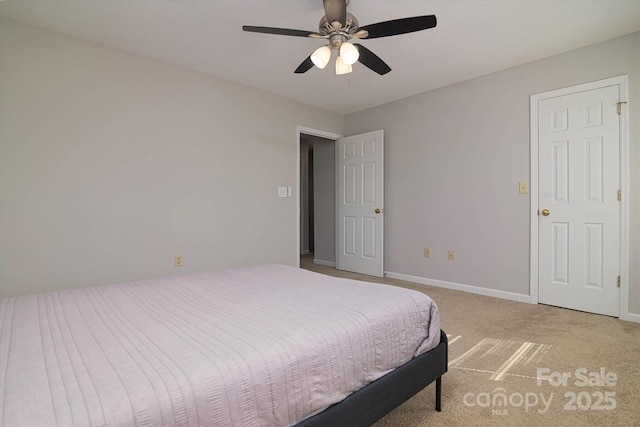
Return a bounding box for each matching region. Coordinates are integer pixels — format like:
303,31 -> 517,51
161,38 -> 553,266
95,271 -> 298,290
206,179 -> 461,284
296,330 -> 448,427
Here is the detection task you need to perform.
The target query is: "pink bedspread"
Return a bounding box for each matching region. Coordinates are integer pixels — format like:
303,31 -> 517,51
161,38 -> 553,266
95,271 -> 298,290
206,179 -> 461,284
0,265 -> 440,426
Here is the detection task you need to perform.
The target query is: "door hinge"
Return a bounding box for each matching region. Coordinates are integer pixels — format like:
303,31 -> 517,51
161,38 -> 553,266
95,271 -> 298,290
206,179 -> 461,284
616,101 -> 627,115
618,189 -> 622,201
617,276 -> 621,287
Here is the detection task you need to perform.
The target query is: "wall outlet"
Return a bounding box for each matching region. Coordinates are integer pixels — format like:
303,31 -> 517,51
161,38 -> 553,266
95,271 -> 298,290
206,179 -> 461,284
175,255 -> 183,267
423,247 -> 431,258
448,250 -> 455,261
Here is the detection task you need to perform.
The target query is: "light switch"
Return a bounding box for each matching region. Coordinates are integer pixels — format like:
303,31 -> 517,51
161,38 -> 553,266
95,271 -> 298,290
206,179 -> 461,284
278,187 -> 287,198
287,187 -> 292,197
519,182 -> 528,194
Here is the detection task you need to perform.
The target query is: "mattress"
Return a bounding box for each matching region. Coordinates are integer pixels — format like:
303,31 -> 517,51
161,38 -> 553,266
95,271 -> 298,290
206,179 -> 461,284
0,264 -> 440,426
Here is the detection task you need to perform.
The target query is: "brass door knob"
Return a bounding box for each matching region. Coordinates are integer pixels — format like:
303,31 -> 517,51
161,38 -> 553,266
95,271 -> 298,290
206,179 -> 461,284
375,208 -> 382,214
541,209 -> 550,216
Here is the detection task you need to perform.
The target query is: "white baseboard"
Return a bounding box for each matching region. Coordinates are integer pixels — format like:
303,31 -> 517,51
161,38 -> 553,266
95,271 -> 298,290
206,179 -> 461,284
624,312 -> 640,324
384,271 -> 639,322
313,259 -> 336,267
300,249 -> 310,255
384,271 -> 531,304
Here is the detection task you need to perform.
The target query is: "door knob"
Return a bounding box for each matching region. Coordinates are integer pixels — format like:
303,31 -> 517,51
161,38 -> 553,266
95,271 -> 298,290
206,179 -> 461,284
541,209 -> 550,216
375,208 -> 383,214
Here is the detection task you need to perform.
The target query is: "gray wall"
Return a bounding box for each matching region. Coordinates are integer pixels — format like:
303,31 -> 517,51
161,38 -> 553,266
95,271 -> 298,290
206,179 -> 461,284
312,137 -> 336,264
345,32 -> 640,315
0,18 -> 343,297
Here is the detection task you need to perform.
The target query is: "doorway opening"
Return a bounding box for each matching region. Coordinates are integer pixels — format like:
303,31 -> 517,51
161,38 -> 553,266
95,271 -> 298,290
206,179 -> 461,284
296,126 -> 385,277
299,132 -> 337,267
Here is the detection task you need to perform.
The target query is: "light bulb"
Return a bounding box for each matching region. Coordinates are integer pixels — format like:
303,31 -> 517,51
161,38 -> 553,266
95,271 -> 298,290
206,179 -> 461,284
339,42 -> 359,65
335,55 -> 352,75
311,45 -> 331,69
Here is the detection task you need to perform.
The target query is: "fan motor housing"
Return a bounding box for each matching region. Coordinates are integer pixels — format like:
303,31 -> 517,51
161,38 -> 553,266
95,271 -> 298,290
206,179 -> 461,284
319,12 -> 359,35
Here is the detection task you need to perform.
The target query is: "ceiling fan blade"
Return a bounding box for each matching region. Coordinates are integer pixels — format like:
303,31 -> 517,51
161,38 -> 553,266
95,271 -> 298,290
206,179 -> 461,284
294,56 -> 315,74
242,26 -> 318,38
354,44 -> 391,75
323,0 -> 347,27
359,15 -> 437,39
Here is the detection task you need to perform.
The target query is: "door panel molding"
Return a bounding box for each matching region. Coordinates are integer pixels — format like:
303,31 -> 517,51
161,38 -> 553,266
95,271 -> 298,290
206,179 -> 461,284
530,75 -> 630,320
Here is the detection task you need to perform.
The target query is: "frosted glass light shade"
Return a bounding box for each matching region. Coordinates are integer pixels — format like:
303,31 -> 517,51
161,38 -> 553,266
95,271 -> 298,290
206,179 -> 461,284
335,55 -> 352,75
311,46 -> 331,69
339,42 -> 359,65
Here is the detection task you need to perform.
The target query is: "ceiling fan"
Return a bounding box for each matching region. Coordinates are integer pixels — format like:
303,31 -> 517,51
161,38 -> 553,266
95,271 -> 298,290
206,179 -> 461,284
242,0 -> 437,76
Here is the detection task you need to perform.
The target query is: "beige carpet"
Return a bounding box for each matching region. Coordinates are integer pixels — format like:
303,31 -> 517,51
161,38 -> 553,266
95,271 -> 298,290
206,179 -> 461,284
300,255 -> 640,426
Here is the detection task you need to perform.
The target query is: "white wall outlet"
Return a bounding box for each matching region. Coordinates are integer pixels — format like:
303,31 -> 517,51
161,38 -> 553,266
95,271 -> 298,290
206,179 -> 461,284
277,187 -> 287,198
424,247 -> 431,258
175,255 -> 183,267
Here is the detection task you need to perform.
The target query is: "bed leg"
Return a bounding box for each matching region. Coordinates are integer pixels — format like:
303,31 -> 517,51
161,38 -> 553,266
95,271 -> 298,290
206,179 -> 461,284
435,377 -> 442,412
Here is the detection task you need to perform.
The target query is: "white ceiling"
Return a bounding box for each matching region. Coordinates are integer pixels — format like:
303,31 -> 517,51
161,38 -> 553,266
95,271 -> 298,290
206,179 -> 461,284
2,0 -> 639,115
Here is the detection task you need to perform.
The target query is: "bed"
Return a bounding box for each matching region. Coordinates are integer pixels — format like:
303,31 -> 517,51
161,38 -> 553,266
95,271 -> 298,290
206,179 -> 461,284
0,264 -> 447,426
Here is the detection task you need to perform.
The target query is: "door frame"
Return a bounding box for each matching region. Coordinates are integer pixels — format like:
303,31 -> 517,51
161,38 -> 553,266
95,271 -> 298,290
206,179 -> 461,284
296,126 -> 342,267
529,75 -> 630,319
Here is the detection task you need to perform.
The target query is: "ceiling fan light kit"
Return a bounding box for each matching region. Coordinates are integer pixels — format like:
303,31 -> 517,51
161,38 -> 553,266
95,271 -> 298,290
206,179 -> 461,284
339,42 -> 359,65
243,0 -> 437,76
335,55 -> 353,75
311,45 -> 332,69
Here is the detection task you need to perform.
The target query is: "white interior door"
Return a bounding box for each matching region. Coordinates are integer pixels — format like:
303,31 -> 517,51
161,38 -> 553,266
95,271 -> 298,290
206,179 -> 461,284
537,85 -> 620,316
336,130 -> 384,277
